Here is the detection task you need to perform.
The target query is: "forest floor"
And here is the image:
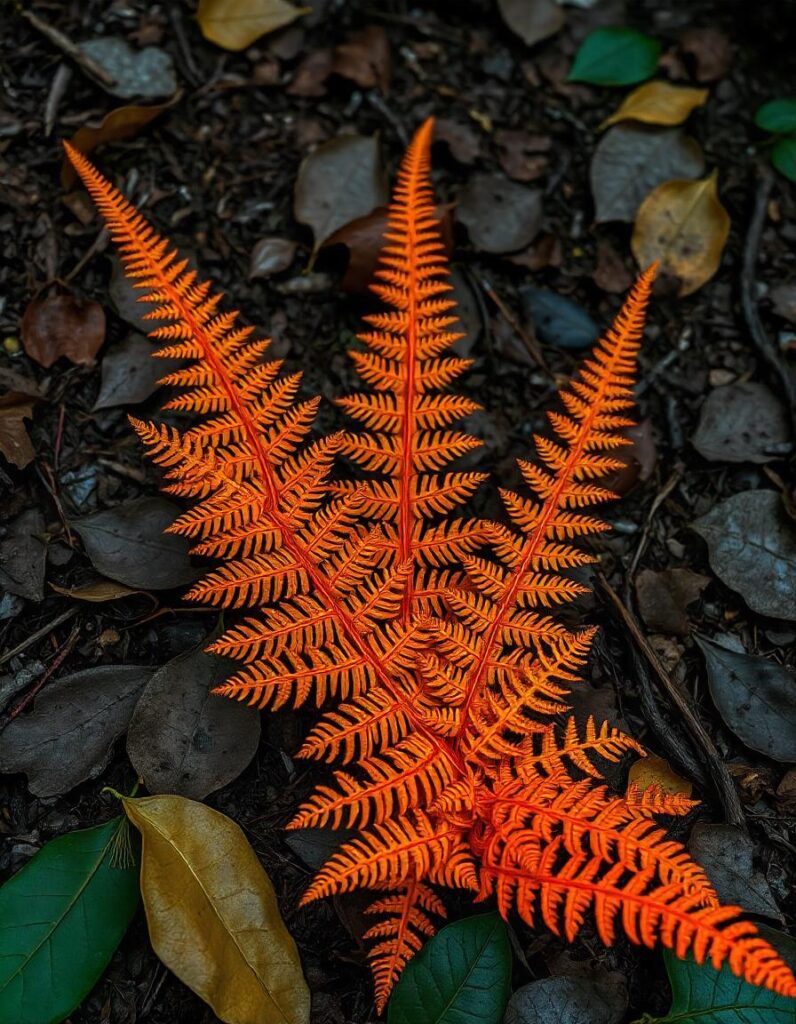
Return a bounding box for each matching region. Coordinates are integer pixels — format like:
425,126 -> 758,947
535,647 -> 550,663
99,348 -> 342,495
1,1 -> 795,1022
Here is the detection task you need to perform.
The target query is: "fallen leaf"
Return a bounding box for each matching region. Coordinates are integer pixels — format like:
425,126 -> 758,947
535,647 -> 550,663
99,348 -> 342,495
434,119 -> 481,164
695,635 -> 796,763
688,823 -> 784,920
457,174 -> 543,254
0,665 -> 152,797
635,568 -> 710,635
61,100 -> 176,189
568,27 -> 661,87
197,0 -> 306,50
0,509 -> 46,603
294,134 -> 388,257
628,753 -> 693,799
601,419 -> 657,495
93,333 -> 180,411
590,125 -> 704,223
520,286 -> 598,349
0,817 -> 140,1024
692,490 -> 796,620
50,579 -> 144,602
123,794 -> 310,1024
679,27 -> 733,83
127,640 -> 260,800
592,239 -> 633,293
287,49 -> 333,97
494,129 -> 551,182
497,0 -> 565,48
249,237 -> 297,279
692,382 -> 791,463
631,171 -> 730,296
0,393 -> 36,469
771,136 -> 796,183
508,232 -> 563,271
21,290 -> 106,368
78,38 -> 177,99
659,928 -> 796,1024
505,976 -> 627,1024
108,255 -> 161,331
323,204 -> 453,294
601,81 -> 709,130
331,25 -> 390,93
71,497 -> 197,590
286,826 -> 352,870
388,914 -> 511,1024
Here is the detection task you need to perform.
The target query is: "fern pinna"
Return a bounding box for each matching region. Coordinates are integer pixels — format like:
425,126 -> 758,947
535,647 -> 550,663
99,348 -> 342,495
64,121 -> 796,1011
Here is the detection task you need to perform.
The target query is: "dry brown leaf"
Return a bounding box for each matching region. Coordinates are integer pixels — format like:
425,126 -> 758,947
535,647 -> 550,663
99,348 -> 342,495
0,392 -> 36,469
197,0 -> 307,51
331,25 -> 390,93
628,753 -> 693,799
601,81 -> 709,130
61,99 -> 177,189
679,26 -> 733,83
631,171 -> 730,297
497,0 -> 565,47
21,290 -> 106,368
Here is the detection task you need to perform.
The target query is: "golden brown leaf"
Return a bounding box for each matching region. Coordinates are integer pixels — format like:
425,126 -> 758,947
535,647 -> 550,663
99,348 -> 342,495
123,795 -> 310,1024
0,392 -> 36,469
197,0 -> 308,51
601,81 -> 709,130
631,171 -> 730,296
628,753 -> 693,799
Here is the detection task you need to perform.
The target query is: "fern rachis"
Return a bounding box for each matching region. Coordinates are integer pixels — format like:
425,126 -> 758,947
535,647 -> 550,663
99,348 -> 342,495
64,123 -> 796,1012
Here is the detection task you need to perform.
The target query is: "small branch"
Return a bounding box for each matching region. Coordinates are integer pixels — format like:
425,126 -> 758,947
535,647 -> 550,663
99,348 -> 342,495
597,572 -> 746,828
0,606 -> 78,667
479,277 -> 555,382
19,8 -> 116,88
2,622 -> 80,725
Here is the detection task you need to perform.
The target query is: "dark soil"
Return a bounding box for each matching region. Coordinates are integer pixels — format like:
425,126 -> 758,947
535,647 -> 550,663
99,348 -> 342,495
1,2 -> 795,1023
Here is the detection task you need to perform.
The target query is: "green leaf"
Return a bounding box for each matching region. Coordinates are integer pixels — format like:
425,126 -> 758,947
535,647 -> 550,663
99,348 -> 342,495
0,817 -> 140,1024
568,27 -> 661,86
771,135 -> 796,183
387,913 -> 512,1024
652,933 -> 796,1024
755,98 -> 796,135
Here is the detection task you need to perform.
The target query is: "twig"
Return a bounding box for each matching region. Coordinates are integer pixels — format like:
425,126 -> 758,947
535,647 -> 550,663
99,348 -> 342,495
19,8 -> 116,88
3,622 -> 80,723
741,163 -> 796,429
366,92 -> 408,146
478,277 -> 555,381
0,607 -> 78,667
626,466 -> 684,583
44,63 -> 72,137
597,572 -> 746,828
63,226 -> 109,283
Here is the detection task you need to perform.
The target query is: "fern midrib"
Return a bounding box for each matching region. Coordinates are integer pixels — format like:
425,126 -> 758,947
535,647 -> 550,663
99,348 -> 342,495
455,338 -> 631,753
94,171 -> 467,778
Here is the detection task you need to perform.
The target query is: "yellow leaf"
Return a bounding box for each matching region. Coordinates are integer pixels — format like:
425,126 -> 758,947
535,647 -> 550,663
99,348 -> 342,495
631,171 -> 730,296
628,753 -> 693,798
123,795 -> 310,1024
601,81 -> 709,130
197,0 -> 308,51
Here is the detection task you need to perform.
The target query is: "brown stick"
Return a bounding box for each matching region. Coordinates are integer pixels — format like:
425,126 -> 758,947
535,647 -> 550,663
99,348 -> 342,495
0,607 -> 77,667
4,622 -> 80,722
479,277 -> 555,382
597,572 -> 746,828
20,9 -> 117,88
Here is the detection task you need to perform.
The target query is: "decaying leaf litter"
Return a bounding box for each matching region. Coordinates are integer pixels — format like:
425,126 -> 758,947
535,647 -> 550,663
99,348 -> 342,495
1,2 -> 796,1024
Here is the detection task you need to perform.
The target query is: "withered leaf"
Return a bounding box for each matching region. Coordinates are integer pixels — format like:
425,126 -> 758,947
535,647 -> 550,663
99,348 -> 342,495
679,26 -> 733,83
294,134 -> 388,256
0,665 -> 152,797
689,822 -> 784,919
497,0 -> 565,48
198,0 -> 307,51
0,392 -> 36,469
21,291 -> 106,369
457,174 -> 543,254
50,578 -> 143,602
94,333 -> 180,411
628,753 -> 693,799
590,125 -> 704,223
331,25 -> 390,93
692,382 -> 791,464
434,119 -> 481,165
71,497 -> 197,590
506,975 -> 627,1024
0,509 -> 47,602
592,239 -> 633,294
494,129 -> 551,182
632,171 -> 730,296
601,81 -> 708,130
695,636 -> 796,763
127,641 -> 260,800
692,490 -> 796,621
635,568 -> 710,636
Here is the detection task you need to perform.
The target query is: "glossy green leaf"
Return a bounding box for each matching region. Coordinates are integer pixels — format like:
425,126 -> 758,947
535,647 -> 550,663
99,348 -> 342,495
0,817 -> 139,1024
387,913 -> 511,1024
771,136 -> 796,183
568,27 -> 661,86
755,98 -> 796,135
652,930 -> 796,1024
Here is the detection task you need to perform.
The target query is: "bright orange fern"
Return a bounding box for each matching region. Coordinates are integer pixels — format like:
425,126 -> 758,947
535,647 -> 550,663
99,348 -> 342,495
64,123 -> 796,1012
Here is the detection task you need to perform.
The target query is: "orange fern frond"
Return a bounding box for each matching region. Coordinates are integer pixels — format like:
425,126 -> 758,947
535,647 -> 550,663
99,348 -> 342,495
64,121 -> 796,1013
